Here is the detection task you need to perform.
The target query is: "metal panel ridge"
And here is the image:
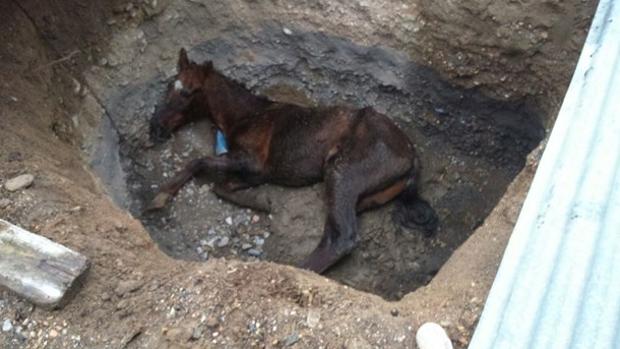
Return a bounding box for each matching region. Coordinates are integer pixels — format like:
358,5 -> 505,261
469,1 -> 620,348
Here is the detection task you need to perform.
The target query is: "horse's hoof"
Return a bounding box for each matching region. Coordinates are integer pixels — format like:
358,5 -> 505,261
299,246 -> 344,274
146,192 -> 172,211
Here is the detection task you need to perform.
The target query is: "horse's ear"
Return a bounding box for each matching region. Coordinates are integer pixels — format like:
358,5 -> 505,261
178,48 -> 190,71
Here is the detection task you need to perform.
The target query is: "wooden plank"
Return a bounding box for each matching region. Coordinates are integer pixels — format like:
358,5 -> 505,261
0,219 -> 89,309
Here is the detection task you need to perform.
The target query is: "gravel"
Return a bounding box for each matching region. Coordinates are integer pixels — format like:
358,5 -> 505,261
216,236 -> 230,248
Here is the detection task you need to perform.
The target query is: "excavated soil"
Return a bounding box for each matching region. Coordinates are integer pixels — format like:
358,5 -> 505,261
0,0 -> 597,348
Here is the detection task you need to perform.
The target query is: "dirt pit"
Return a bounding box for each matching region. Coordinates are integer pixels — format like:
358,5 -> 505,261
87,25 -> 543,300
0,0 -> 596,347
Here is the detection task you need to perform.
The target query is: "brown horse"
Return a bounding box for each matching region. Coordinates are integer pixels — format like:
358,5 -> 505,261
148,48 -> 437,273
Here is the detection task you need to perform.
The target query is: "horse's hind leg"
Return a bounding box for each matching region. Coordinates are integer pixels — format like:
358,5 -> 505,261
300,140 -> 412,273
299,164 -> 360,273
356,179 -> 408,213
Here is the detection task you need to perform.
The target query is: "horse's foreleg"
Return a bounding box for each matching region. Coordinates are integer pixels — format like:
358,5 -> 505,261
146,154 -> 260,211
212,181 -> 272,213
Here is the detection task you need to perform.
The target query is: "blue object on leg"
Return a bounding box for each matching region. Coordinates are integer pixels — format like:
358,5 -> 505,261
215,129 -> 229,156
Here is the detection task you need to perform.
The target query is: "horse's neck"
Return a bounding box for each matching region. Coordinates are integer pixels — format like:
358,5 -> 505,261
204,75 -> 270,134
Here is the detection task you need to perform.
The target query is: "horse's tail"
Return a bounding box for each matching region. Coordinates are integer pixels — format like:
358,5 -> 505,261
392,166 -> 438,237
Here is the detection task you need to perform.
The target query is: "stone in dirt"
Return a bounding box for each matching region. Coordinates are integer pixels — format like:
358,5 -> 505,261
306,309 -> 320,328
282,332 -> 300,346
0,219 -> 89,309
191,325 -> 204,340
115,279 -> 144,297
2,319 -> 12,332
217,236 -> 230,247
416,322 -> 453,349
4,174 -> 34,192
0,198 -> 10,208
205,315 -> 219,328
253,236 -> 265,246
247,248 -> 262,257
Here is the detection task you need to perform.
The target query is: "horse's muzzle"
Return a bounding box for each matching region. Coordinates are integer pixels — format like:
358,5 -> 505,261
149,116 -> 172,144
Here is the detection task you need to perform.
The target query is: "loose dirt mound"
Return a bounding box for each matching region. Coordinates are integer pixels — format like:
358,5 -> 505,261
0,0 -> 595,348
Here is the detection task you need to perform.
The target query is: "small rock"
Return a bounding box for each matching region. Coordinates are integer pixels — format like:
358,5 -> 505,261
217,236 -> 230,248
253,236 -> 265,246
3,319 -> 13,332
71,78 -> 81,95
199,239 -> 208,246
115,279 -> 144,297
205,237 -> 217,248
282,332 -> 300,346
251,215 -> 260,224
241,243 -> 253,250
49,329 -> 59,338
283,27 -> 293,35
247,249 -> 262,257
166,326 -> 193,342
225,217 -> 233,225
434,107 -> 448,115
101,292 -> 111,301
391,309 -> 399,317
439,320 -> 453,328
306,309 -> 320,328
457,336 -> 469,346
416,322 -> 453,349
191,326 -> 204,340
196,246 -> 204,254
4,174 -> 34,192
0,198 -> 10,208
205,315 -> 218,328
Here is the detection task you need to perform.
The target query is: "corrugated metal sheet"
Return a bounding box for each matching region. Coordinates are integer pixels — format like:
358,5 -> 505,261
469,1 -> 620,348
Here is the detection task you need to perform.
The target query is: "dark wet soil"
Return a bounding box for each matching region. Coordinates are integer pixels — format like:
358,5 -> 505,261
89,25 -> 543,300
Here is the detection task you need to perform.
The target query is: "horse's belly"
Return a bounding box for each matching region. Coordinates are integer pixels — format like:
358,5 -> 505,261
266,143 -> 329,185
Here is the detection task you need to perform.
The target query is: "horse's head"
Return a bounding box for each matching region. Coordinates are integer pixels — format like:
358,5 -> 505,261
150,48 -> 214,143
